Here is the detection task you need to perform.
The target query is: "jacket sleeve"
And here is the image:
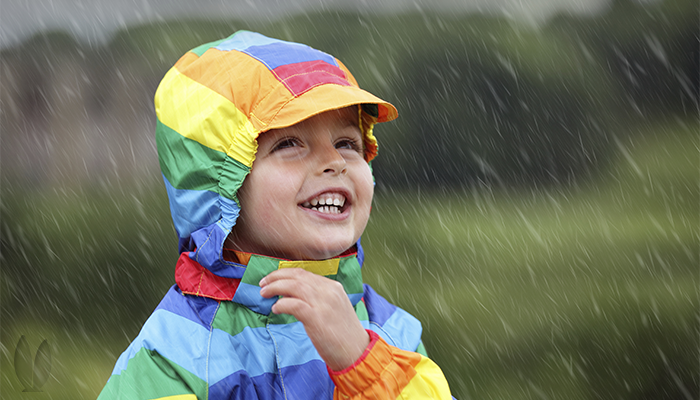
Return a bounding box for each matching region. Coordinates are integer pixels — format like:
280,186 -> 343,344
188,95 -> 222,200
327,329 -> 453,399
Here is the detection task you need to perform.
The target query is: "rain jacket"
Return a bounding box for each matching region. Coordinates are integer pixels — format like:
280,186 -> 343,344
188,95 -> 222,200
98,30 -> 453,399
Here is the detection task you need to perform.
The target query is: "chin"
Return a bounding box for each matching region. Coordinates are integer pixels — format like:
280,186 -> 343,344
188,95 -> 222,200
301,243 -> 356,261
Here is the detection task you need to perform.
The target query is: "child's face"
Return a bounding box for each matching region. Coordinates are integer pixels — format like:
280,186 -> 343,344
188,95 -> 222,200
230,106 -> 374,260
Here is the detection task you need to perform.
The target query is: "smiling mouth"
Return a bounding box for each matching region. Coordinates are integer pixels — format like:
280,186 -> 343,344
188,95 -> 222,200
300,192 -> 347,215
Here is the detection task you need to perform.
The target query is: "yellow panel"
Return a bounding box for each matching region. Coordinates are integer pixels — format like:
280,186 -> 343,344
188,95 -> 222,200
152,395 -> 198,400
155,67 -> 258,167
278,258 -> 340,276
395,356 -> 452,399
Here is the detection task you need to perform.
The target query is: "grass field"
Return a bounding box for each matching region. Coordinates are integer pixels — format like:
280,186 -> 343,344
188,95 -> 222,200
1,118 -> 697,398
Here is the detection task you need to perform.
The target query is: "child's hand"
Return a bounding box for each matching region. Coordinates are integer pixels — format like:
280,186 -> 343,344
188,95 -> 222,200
259,268 -> 369,371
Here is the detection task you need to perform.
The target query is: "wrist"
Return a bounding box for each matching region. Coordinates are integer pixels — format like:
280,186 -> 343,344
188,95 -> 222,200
327,329 -> 376,373
326,328 -> 371,372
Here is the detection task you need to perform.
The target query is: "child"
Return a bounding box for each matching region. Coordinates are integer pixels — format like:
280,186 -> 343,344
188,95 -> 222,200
98,30 -> 453,399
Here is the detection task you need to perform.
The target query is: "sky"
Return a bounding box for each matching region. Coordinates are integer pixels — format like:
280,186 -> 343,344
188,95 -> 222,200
0,0 -> 616,49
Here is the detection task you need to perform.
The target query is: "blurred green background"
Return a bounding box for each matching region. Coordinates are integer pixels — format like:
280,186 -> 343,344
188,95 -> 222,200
1,0 -> 697,398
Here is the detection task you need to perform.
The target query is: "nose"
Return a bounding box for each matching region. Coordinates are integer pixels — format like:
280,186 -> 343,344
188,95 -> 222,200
318,144 -> 347,176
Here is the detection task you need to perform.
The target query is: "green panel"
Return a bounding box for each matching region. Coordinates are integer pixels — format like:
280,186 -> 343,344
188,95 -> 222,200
156,119 -> 250,201
335,256 -> 364,295
213,296 -> 300,335
212,301 -> 267,335
241,255 -> 279,285
156,119 -> 224,192
189,36 -> 232,57
355,298 -> 369,322
97,348 -> 206,399
415,341 -> 428,357
220,155 -> 250,204
267,312 -> 300,325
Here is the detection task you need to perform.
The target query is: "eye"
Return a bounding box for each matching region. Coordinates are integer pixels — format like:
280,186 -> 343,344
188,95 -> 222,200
335,138 -> 362,152
271,137 -> 300,152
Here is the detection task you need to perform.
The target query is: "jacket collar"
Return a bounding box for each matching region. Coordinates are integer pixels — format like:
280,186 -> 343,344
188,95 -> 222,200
175,251 -> 364,315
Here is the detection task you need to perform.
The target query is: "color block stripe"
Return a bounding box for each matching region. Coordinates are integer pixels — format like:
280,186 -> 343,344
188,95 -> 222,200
374,306 -> 423,351
362,284 -> 397,326
111,309 -> 214,380
208,369 -> 283,399
157,120 -> 224,193
190,36 -> 230,57
112,309 -> 295,384
266,321 -> 323,366
156,66 -> 258,167
415,341 -> 428,357
335,257 -> 364,299
208,325 -> 277,383
242,41 -> 338,71
212,300 -> 268,335
212,291 -> 370,338
214,30 -> 282,52
275,360 -> 334,397
100,348 -> 205,399
231,281 -> 277,315
189,223 -> 246,279
329,331 -> 421,398
175,253 -> 241,300
272,60 -> 351,96
400,356 -> 453,398
162,173 -> 222,237
209,321 -> 330,384
155,285 -> 219,330
209,359 -> 333,399
278,258 -> 340,276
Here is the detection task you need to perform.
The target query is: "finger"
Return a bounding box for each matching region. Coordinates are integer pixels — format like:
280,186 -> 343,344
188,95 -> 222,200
259,277 -> 310,300
259,268 -> 311,287
271,296 -> 312,320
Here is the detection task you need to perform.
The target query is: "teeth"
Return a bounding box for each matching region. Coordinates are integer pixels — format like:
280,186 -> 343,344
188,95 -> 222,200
308,204 -> 343,214
304,193 -> 346,211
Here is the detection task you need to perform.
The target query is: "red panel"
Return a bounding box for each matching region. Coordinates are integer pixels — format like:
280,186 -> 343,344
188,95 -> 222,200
175,253 -> 241,301
272,60 -> 352,96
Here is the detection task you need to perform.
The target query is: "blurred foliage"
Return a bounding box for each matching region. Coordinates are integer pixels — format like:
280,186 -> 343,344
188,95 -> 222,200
1,0 -> 698,398
363,117 -> 698,398
3,0 -> 696,188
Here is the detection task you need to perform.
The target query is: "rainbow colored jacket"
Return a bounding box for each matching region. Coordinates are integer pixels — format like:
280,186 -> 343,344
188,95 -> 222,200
98,31 -> 453,399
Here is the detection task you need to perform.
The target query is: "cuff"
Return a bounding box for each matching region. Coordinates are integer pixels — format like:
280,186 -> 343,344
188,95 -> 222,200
327,330 -> 422,398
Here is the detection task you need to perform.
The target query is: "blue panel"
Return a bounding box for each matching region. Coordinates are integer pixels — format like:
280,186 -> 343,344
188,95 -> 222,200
278,360 -> 334,397
362,284 -> 397,326
155,285 -> 220,329
208,325 -> 278,383
267,322 -> 322,368
189,223 -> 246,279
215,30 -> 282,52
243,42 -> 338,70
209,369 -> 282,399
209,360 -> 333,399
112,309 -> 298,383
373,306 -> 423,352
214,30 -> 338,71
231,282 -> 277,315
163,173 -> 221,238
111,309 -> 217,380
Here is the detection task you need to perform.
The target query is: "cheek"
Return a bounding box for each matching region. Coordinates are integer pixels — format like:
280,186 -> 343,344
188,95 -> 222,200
354,163 -> 375,211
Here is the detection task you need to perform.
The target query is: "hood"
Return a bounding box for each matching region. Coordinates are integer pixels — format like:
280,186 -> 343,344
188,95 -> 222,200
154,30 -> 397,278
